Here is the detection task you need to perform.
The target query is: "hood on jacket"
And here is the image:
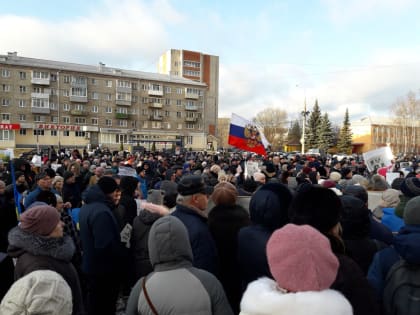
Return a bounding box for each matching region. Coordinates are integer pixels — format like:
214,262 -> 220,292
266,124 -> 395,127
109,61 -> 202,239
240,277 -> 352,315
82,184 -> 107,204
249,183 -> 293,231
148,216 -> 193,270
393,225 -> 420,264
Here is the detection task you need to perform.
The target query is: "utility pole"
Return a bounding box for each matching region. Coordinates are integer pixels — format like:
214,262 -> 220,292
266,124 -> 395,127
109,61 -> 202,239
301,97 -> 310,154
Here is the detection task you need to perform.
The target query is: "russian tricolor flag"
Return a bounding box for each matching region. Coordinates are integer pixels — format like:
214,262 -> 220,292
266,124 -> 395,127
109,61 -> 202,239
228,113 -> 269,156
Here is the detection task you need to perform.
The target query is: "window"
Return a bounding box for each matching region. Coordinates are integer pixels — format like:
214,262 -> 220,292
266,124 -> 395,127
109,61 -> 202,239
165,110 -> 170,117
50,74 -> 57,82
19,129 -> 26,135
50,88 -> 56,95
62,90 -> 69,97
71,76 -> 87,85
19,71 -> 26,80
131,82 -> 137,90
165,99 -> 171,105
1,99 -> 10,106
118,80 -> 131,88
19,100 -> 26,107
142,97 -> 148,103
33,115 -> 45,122
142,109 -> 148,116
74,104 -> 85,111
33,129 -> 45,136
62,116 -> 70,124
71,87 -> 87,97
185,136 -> 193,145
50,103 -> 57,110
33,71 -> 49,79
176,88 -> 183,94
75,131 -> 86,137
91,118 -> 98,125
186,123 -> 195,129
32,98 -> 49,108
149,83 -> 162,91
1,69 -> 11,77
63,76 -> 70,83
19,86 -> 26,93
0,130 -> 14,141
184,70 -> 200,77
176,100 -> 182,106
176,112 -> 182,118
142,84 -> 147,90
165,86 -> 171,93
105,93 -> 112,101
63,104 -> 70,111
106,80 -> 112,87
91,78 -> 97,85
105,107 -> 112,113
51,116 -> 58,123
117,92 -> 131,101
92,105 -> 98,113
184,61 -> 200,68
19,114 -> 25,121
132,95 -> 138,102
63,131 -> 69,137
2,84 -> 10,92
142,121 -> 148,128
2,113 -> 10,121
118,120 -> 128,127
91,92 -> 99,100
105,119 -> 112,126
75,117 -> 86,124
51,130 -> 57,136
151,122 -> 161,129
116,107 -> 128,114
33,87 -> 41,93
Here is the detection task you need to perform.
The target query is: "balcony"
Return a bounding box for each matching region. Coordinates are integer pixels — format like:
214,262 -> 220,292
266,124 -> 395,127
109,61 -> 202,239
116,99 -> 131,106
71,77 -> 87,88
31,74 -> 50,85
148,89 -> 163,97
115,113 -> 130,119
116,82 -> 132,93
70,110 -> 88,116
185,117 -> 197,122
185,104 -> 198,111
70,95 -> 88,103
31,107 -> 50,114
149,115 -> 163,121
185,92 -> 199,99
31,92 -> 50,99
149,102 -> 163,108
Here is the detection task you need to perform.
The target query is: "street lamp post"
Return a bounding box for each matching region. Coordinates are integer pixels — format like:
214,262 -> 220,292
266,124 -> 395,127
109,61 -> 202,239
301,97 -> 310,154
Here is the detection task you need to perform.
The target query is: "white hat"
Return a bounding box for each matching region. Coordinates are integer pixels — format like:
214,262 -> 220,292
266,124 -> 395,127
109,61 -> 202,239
0,270 -> 72,315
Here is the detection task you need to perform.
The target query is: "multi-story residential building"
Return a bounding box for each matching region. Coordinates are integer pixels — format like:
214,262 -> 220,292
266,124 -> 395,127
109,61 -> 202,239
351,116 -> 420,154
158,49 -> 219,148
0,51 -> 217,153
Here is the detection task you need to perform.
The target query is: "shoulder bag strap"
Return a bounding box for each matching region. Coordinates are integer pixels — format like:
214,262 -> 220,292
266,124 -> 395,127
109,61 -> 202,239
142,276 -> 159,315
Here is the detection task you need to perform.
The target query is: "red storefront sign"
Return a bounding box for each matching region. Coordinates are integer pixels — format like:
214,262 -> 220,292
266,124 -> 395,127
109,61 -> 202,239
35,124 -> 81,131
0,123 -> 20,130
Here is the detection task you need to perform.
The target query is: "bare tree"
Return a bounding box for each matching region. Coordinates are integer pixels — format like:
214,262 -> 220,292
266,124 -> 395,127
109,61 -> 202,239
253,108 -> 288,151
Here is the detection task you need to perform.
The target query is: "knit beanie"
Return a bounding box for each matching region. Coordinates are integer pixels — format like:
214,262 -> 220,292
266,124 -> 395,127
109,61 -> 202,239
391,177 -> 404,190
380,189 -> 401,208
266,224 -> 339,292
403,196 -> 420,225
19,205 -> 60,236
400,177 -> 420,198
0,270 -> 72,315
97,176 -> 118,195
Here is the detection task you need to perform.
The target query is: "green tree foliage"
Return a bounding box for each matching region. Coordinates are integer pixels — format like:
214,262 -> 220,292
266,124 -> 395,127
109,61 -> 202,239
336,108 -> 353,154
317,113 -> 334,152
305,99 -> 322,149
287,119 -> 302,145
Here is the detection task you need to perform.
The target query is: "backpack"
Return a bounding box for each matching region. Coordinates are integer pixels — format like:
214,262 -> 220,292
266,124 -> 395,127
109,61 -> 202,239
383,259 -> 420,315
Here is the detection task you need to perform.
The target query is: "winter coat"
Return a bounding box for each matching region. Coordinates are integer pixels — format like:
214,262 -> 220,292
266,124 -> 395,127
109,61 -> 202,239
130,209 -> 161,281
172,203 -> 219,275
7,227 -> 85,315
125,216 -> 233,315
63,182 -> 82,209
368,225 -> 420,300
381,207 -> 404,232
208,204 -> 251,314
79,185 -> 124,275
240,277 -> 353,315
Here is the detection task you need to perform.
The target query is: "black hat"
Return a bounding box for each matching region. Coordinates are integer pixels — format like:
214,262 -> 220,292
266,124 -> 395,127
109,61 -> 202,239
63,171 -> 74,182
97,177 -> 118,195
177,175 -> 207,196
36,172 -> 51,181
15,171 -> 25,180
400,177 -> 420,198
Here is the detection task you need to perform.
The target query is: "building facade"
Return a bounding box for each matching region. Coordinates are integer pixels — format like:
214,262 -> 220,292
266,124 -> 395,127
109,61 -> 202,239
158,49 -> 219,147
351,116 -> 420,154
0,52 -> 218,153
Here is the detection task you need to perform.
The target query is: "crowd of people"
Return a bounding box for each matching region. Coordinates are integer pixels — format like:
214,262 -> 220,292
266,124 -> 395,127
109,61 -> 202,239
0,147 -> 420,315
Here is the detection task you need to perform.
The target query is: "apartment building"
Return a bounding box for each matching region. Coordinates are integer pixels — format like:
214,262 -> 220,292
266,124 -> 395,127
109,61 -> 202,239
158,49 -> 219,142
0,51 -> 217,153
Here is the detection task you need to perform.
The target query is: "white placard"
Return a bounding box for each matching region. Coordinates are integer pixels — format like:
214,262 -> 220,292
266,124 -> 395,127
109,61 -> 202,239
363,147 -> 393,172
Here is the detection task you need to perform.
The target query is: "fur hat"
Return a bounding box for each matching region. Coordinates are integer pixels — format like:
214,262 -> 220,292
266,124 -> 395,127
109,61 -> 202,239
97,176 -> 118,195
177,175 -> 206,196
0,270 -> 72,315
211,182 -> 238,206
380,189 -> 401,208
400,177 -> 420,198
19,205 -> 60,236
289,185 -> 342,234
403,196 -> 420,225
266,224 -> 339,292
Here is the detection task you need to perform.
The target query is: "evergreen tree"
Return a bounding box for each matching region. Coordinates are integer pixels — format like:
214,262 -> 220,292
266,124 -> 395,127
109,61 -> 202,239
306,99 -> 322,149
336,108 -> 353,154
317,113 -> 334,152
287,119 -> 302,146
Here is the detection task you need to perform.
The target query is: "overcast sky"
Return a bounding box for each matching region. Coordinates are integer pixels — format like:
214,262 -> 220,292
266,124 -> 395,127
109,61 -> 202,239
2,0 -> 420,125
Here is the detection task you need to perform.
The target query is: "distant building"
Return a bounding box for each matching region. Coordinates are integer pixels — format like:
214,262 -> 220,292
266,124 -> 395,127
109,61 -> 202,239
0,51 -> 218,153
351,116 -> 420,154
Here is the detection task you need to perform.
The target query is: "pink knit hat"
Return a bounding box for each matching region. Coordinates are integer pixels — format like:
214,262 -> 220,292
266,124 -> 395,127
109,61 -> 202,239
19,205 -> 60,236
266,224 -> 339,292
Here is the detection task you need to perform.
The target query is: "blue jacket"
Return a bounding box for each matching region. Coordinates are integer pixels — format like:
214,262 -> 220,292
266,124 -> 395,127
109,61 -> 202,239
172,204 -> 218,275
367,225 -> 420,299
381,207 -> 404,232
79,185 -> 124,275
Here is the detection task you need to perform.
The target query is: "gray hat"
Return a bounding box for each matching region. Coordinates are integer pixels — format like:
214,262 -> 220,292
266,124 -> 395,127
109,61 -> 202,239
177,175 -> 206,196
403,196 -> 420,225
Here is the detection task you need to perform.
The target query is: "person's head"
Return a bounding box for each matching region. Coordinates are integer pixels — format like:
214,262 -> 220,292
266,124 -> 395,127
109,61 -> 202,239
160,180 -> 178,208
380,189 -> 401,208
94,167 -> 104,178
211,181 -> 238,207
52,176 -> 64,191
368,174 -> 389,191
0,270 -> 72,315
82,160 -> 90,170
55,194 -> 64,212
400,177 -> 420,198
36,172 -> 52,190
35,190 -> 57,208
63,171 -> 75,184
342,184 -> 369,206
119,176 -> 139,196
329,171 -> 342,183
97,176 -> 119,203
253,172 -> 266,185
403,196 -> 420,226
15,171 -> 26,184
340,195 -> 371,239
266,224 -> 339,292
19,204 -> 63,238
249,182 -> 293,231
176,175 -> 208,211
